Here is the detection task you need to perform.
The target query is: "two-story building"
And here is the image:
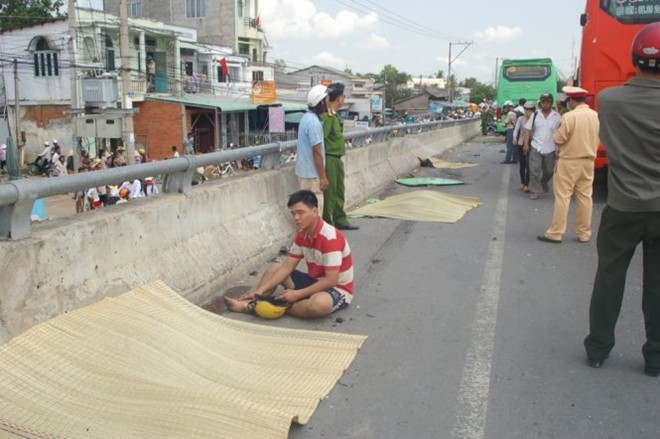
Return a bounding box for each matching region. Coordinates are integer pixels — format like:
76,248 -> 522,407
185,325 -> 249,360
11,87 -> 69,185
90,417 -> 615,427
275,65 -> 384,123
102,0 -> 271,86
0,7 -> 300,160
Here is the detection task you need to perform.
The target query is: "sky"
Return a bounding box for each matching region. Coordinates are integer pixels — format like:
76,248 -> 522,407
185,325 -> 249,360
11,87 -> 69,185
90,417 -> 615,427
259,0 -> 587,84
76,0 -> 587,84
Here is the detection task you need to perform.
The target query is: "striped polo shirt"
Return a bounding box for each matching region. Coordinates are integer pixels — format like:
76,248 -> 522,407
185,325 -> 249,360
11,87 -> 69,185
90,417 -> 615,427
288,218 -> 354,296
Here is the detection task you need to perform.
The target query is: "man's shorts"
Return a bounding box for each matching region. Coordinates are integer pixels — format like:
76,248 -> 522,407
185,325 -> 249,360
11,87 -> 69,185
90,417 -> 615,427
290,270 -> 351,313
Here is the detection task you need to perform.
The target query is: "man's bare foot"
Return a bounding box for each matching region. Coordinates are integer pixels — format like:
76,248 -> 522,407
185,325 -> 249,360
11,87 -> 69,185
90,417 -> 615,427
224,296 -> 251,313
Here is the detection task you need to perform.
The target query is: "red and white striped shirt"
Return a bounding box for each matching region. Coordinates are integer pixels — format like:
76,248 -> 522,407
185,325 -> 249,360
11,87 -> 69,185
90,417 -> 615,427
288,218 -> 354,296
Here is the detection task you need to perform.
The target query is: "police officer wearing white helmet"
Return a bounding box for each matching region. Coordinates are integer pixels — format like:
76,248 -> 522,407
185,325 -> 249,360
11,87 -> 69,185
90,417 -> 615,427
295,84 -> 330,214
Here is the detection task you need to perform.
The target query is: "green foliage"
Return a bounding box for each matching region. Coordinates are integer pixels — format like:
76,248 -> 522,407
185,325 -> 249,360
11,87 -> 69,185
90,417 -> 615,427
471,82 -> 496,104
273,59 -> 287,74
0,0 -> 64,31
378,64 -> 412,108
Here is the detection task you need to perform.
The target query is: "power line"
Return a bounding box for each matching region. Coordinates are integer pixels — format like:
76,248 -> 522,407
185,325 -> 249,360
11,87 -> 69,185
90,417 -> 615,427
353,0 -> 466,41
333,0 -> 456,42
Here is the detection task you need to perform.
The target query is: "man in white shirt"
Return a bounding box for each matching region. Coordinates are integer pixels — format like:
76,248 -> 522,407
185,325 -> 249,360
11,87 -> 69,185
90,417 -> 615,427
523,92 -> 562,199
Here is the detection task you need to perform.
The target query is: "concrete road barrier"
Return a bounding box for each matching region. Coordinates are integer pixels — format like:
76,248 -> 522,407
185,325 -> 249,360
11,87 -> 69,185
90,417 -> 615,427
0,120 -> 479,343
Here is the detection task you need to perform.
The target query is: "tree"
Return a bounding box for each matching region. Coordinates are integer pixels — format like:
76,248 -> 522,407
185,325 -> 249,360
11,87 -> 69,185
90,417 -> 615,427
273,58 -> 287,74
0,0 -> 64,31
436,70 -> 444,79
378,64 -> 411,108
455,76 -> 495,103
470,82 -> 496,104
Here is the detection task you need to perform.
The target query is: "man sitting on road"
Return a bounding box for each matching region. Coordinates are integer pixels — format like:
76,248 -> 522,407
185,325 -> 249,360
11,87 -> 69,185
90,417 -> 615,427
225,189 -> 354,318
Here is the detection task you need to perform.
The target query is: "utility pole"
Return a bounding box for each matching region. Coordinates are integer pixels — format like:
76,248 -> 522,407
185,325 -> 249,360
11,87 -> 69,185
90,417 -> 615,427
13,59 -> 21,165
494,57 -> 499,88
120,0 -> 136,165
68,0 -> 81,172
447,41 -> 472,103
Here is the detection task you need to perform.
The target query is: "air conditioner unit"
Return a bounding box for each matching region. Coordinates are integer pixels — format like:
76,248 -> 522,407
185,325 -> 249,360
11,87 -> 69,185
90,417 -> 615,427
81,78 -> 118,106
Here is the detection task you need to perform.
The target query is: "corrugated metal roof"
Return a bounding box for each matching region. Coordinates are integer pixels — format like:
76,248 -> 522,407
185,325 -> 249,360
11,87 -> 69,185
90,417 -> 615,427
147,95 -> 257,111
147,96 -> 308,113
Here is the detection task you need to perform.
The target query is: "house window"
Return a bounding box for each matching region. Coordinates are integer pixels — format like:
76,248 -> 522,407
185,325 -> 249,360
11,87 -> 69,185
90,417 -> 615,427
237,0 -> 243,18
105,36 -> 116,71
32,37 -> 59,77
252,70 -> 264,82
128,2 -> 142,17
186,0 -> 206,18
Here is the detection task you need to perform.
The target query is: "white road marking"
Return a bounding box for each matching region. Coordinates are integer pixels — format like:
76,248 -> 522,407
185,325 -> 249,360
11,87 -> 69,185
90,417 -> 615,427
450,165 -> 510,439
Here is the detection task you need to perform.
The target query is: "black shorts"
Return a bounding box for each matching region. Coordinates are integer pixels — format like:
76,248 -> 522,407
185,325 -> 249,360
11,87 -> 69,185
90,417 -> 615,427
290,270 -> 350,313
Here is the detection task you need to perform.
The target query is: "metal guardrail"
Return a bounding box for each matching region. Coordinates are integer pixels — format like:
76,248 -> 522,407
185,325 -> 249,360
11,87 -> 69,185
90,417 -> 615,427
0,118 -> 476,240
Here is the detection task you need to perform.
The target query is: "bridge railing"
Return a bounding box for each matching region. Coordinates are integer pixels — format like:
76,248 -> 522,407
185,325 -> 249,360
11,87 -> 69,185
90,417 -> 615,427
0,118 -> 476,240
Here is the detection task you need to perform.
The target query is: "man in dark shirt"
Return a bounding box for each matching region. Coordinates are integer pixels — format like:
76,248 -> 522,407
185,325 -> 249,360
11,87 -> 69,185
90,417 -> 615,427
584,22 -> 660,377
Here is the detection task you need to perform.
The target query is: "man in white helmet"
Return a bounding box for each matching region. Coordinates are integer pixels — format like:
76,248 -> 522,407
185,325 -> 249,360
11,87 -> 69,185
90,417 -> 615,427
295,84 -> 330,213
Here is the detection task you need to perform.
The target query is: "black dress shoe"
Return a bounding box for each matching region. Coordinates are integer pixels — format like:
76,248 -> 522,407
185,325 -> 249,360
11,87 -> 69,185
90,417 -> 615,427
644,366 -> 660,377
337,224 -> 359,230
587,354 -> 609,368
537,235 -> 561,244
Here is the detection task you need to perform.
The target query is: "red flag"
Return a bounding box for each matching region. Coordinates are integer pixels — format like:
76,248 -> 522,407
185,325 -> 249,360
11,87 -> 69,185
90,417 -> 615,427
217,58 -> 229,77
255,16 -> 260,27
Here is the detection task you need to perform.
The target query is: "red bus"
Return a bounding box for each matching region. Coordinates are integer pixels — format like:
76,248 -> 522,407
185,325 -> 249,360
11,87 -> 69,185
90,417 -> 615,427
578,0 -> 660,169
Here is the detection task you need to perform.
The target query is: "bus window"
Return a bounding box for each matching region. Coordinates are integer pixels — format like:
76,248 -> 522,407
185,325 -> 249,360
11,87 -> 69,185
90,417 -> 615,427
502,65 -> 552,82
600,0 -> 660,24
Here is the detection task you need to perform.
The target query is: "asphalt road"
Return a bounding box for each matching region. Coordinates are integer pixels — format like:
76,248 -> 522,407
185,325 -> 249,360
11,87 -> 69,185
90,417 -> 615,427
236,137 -> 656,439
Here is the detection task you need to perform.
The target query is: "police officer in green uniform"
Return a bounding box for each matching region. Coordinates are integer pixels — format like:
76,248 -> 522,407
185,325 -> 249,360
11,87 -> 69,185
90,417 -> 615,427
322,83 -> 359,230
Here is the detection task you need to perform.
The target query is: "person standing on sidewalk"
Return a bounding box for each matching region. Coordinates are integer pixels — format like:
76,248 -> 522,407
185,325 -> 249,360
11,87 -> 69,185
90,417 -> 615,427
322,83 -> 359,231
537,86 -> 599,244
295,84 -> 329,215
523,92 -> 561,199
584,22 -> 660,377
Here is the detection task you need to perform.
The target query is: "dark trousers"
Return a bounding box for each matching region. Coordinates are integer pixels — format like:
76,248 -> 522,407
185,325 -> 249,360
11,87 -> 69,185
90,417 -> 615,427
584,206 -> 660,368
504,129 -> 518,163
323,155 -> 348,227
518,147 -> 529,186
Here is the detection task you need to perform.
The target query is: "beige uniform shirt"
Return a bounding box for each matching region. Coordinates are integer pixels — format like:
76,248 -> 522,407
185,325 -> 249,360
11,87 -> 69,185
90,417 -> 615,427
552,104 -> 600,159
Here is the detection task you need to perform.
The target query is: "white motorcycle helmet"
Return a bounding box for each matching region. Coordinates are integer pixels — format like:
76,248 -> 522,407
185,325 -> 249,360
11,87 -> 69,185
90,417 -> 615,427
307,84 -> 328,107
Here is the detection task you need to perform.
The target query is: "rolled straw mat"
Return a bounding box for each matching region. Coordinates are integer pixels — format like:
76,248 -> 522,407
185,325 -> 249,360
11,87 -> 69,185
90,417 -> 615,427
0,281 -> 367,439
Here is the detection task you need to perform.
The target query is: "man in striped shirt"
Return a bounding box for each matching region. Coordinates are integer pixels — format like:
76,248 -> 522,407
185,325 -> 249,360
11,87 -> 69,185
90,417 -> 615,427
225,190 -> 354,318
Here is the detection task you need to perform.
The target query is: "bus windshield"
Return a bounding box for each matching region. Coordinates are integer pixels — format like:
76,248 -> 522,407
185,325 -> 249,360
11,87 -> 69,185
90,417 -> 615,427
600,0 -> 660,24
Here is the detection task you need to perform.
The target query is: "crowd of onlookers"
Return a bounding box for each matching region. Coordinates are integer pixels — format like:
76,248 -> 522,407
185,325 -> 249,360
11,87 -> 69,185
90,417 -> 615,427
35,140 -> 160,213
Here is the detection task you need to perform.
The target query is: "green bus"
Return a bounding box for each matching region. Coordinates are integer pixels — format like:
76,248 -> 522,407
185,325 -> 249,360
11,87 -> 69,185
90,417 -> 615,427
495,58 -> 557,133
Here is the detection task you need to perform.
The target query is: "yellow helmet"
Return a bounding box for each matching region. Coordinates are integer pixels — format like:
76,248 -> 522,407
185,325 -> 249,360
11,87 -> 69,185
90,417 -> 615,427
251,295 -> 288,319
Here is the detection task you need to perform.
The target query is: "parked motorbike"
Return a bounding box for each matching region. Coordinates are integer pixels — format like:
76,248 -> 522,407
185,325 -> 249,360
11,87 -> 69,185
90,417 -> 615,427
28,156 -> 52,176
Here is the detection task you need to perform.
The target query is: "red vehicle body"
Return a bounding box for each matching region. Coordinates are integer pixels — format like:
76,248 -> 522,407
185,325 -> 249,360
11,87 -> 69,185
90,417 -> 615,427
578,0 -> 660,169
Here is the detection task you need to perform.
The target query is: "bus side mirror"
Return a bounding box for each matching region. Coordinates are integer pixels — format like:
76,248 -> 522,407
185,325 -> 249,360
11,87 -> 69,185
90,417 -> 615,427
580,13 -> 587,27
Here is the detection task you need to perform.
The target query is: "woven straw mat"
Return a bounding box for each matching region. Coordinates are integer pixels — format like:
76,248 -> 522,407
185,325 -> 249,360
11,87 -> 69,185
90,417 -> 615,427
0,280 -> 367,439
351,190 -> 480,223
